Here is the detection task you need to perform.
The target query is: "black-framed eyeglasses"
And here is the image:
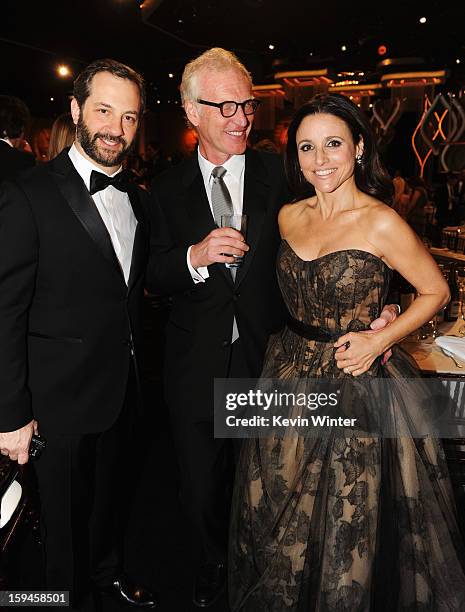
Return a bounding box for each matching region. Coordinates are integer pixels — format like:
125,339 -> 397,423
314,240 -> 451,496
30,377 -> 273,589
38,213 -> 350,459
196,98 -> 261,118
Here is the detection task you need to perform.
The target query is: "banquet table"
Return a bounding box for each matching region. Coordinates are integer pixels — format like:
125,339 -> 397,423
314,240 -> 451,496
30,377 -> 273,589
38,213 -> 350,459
401,322 -> 465,529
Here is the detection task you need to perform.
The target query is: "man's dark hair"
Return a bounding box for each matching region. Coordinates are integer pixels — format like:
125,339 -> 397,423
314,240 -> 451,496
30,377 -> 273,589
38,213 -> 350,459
73,58 -> 146,113
285,93 -> 394,204
0,95 -> 30,139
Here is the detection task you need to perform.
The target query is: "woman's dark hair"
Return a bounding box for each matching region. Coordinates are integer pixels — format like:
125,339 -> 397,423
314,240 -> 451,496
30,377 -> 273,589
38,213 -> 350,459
0,95 -> 30,139
73,58 -> 146,113
285,93 -> 393,204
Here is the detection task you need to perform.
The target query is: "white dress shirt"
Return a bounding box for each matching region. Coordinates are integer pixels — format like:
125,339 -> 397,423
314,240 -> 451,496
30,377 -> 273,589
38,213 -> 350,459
187,149 -> 245,282
68,144 -> 137,284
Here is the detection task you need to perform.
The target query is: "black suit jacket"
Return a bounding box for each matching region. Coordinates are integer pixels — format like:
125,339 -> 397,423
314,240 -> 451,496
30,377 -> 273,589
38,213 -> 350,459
147,149 -> 289,417
0,140 -> 35,183
0,149 -> 150,434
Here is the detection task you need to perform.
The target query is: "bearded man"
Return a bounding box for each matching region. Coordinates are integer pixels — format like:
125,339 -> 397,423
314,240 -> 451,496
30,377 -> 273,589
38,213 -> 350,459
0,59 -> 156,610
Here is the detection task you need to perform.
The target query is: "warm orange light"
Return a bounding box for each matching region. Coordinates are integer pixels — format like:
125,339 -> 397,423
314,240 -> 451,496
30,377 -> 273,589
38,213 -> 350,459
411,95 -> 449,178
434,109 -> 449,141
252,84 -> 285,98
411,96 -> 431,177
329,83 -> 380,95
378,45 -> 387,56
333,80 -> 359,87
380,70 -> 446,88
183,128 -> 198,154
57,65 -> 71,77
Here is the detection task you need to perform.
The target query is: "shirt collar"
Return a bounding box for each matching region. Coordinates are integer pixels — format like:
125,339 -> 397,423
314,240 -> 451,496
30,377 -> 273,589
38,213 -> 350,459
197,148 -> 245,185
0,137 -> 13,147
68,143 -> 122,191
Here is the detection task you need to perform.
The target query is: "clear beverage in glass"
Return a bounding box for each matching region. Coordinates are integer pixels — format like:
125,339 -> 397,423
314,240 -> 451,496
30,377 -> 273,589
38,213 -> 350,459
220,214 -> 248,268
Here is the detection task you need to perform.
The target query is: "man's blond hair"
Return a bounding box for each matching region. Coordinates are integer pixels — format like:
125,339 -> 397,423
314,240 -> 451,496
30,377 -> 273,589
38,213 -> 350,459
180,47 -> 252,105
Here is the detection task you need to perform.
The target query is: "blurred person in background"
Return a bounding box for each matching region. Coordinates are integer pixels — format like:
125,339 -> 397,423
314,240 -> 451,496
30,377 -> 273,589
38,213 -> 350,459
405,175 -> 431,238
435,172 -> 465,228
48,112 -> 75,160
0,94 -> 35,182
31,125 -> 51,163
252,137 -> 280,153
391,173 -> 410,219
392,174 -> 432,238
125,152 -> 147,188
142,140 -> 171,184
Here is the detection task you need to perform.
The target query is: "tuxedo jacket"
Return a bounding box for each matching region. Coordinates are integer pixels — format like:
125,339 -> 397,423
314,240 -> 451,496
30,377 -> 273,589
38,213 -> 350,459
0,149 -> 150,434
147,149 -> 289,416
0,140 -> 35,183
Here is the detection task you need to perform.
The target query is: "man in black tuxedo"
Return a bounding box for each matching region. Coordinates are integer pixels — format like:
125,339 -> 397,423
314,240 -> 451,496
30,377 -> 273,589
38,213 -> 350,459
147,48 -> 289,607
0,95 -> 35,182
0,60 -> 156,609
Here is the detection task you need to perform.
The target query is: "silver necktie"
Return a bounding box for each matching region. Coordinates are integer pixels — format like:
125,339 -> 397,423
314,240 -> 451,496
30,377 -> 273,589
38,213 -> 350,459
211,166 -> 239,342
211,166 -> 234,226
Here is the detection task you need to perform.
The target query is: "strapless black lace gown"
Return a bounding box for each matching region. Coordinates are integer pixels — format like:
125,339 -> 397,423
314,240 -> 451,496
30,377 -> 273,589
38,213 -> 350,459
229,241 -> 465,611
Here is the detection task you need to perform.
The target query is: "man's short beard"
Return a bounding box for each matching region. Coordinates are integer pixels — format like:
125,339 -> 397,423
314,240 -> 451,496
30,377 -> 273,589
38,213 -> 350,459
76,115 -> 134,167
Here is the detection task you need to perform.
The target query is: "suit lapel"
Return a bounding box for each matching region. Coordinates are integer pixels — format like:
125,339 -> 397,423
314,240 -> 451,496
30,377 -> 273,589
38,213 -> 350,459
180,151 -> 270,287
182,157 -> 217,239
48,150 -> 125,283
127,185 -> 148,294
234,149 -> 269,288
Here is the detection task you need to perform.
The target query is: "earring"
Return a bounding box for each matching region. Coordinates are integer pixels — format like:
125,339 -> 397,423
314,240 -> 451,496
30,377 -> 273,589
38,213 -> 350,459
355,155 -> 363,165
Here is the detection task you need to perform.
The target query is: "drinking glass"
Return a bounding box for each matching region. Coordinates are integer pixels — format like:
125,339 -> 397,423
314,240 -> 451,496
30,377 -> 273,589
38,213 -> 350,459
220,214 -> 248,268
457,268 -> 465,335
418,316 -> 438,341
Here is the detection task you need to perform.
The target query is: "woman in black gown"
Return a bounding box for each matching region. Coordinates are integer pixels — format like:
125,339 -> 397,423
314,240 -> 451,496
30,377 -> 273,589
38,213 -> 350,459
229,94 -> 465,611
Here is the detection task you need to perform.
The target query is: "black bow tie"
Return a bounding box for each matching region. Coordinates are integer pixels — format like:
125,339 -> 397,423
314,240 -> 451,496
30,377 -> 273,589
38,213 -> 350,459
89,169 -> 130,196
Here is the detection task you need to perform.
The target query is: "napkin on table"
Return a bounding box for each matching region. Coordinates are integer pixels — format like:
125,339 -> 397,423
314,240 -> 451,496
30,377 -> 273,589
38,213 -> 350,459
435,336 -> 465,362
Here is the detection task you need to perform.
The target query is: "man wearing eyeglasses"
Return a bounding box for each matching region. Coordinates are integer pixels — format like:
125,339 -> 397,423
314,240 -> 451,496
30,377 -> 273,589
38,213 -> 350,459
147,48 -> 289,607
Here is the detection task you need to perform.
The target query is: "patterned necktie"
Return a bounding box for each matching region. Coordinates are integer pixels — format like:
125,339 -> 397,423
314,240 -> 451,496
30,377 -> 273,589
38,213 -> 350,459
211,166 -> 233,226
211,166 -> 239,341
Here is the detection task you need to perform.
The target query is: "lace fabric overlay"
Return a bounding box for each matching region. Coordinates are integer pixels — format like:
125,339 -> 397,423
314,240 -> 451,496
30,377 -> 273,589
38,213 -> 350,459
229,242 -> 465,611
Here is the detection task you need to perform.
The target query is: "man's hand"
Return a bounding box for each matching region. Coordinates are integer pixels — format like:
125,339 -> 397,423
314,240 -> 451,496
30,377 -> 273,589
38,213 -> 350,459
0,420 -> 37,464
190,227 -> 249,269
369,303 -> 399,364
370,303 -> 399,331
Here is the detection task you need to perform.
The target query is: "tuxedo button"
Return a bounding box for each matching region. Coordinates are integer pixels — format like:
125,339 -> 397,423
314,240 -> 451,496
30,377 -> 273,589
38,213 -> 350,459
233,292 -> 240,301
222,340 -> 230,347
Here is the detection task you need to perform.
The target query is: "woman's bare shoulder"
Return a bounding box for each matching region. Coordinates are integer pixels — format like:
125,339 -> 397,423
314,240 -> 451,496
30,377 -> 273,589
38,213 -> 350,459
359,197 -> 401,230
279,197 -> 315,232
359,197 -> 418,255
279,197 -> 312,215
